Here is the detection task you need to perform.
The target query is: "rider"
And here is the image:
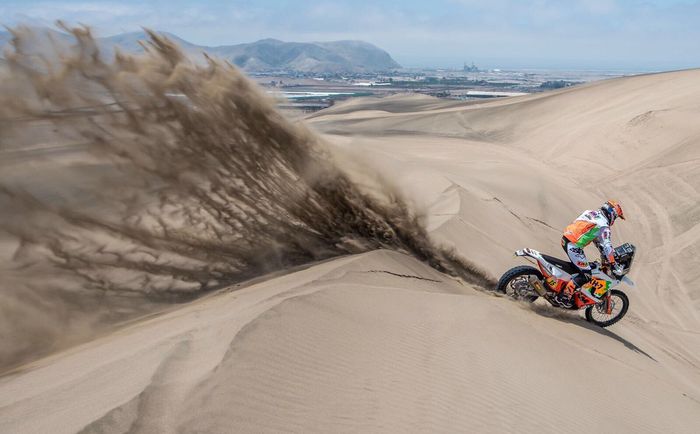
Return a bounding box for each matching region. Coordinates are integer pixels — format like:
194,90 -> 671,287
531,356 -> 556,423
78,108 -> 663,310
554,200 -> 625,306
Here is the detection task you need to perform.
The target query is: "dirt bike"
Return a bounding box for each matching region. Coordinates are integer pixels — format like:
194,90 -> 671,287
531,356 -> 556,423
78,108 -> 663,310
496,243 -> 636,327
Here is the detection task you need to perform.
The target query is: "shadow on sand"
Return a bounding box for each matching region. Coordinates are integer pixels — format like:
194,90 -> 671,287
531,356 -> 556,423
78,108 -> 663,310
528,304 -> 657,362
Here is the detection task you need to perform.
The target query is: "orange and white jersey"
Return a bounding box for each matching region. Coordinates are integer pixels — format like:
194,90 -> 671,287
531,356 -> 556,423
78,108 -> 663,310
563,210 -> 615,263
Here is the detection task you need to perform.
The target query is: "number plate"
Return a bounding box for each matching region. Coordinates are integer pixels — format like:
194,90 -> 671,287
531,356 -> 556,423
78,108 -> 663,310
589,278 -> 610,297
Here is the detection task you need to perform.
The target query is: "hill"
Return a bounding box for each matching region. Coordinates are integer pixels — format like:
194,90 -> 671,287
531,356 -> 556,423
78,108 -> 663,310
98,31 -> 201,54
99,32 -> 400,73
212,38 -> 400,72
0,29 -> 402,73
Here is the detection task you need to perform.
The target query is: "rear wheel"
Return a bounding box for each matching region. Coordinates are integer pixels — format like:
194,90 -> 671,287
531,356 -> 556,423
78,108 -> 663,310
496,266 -> 542,302
585,290 -> 629,327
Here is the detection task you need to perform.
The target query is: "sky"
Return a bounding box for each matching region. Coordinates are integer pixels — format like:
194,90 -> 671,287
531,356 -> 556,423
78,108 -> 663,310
1,0 -> 699,70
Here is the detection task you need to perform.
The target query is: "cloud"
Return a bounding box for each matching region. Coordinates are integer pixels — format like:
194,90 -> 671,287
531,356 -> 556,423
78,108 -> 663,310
1,0 -> 699,69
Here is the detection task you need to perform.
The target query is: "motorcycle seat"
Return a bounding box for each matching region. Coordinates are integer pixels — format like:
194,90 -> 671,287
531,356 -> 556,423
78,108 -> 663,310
541,254 -> 580,275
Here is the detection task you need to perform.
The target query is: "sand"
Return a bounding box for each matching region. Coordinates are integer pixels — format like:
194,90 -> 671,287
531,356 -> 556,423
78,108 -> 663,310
2,69 -> 700,433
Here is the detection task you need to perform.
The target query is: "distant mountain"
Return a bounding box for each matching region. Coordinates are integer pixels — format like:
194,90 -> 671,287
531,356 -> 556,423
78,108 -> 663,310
211,38 -> 401,72
1,29 -> 401,73
99,33 -> 400,73
0,29 -> 400,73
0,27 -> 76,48
0,27 -> 78,59
98,31 -> 202,55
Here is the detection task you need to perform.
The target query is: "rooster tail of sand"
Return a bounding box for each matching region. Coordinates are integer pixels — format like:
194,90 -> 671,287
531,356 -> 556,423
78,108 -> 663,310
0,24 -> 491,371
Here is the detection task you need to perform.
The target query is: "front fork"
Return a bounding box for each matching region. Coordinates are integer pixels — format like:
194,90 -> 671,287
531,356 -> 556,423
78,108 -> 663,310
582,289 -> 612,312
603,292 -> 613,314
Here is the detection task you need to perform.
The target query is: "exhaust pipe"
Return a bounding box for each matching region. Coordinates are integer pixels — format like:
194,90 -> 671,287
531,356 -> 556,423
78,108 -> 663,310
528,275 -> 547,296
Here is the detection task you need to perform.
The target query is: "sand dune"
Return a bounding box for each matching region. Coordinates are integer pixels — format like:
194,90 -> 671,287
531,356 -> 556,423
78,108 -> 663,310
1,251 -> 699,433
2,68 -> 700,432
312,69 -> 700,329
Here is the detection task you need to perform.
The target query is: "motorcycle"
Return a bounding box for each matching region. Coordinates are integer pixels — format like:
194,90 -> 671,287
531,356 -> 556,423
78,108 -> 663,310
496,243 -> 636,327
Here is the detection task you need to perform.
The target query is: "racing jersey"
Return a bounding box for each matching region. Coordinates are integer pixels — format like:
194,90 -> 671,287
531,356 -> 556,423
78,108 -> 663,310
563,209 -> 615,263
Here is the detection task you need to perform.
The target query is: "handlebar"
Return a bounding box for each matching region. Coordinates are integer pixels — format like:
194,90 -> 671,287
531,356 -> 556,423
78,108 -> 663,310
590,260 -> 625,278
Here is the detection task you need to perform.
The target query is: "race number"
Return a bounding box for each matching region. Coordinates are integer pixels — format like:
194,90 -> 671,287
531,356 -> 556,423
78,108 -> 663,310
590,278 -> 610,297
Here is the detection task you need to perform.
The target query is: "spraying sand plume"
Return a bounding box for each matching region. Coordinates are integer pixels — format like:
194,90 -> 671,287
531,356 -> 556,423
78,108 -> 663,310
0,25 -> 489,371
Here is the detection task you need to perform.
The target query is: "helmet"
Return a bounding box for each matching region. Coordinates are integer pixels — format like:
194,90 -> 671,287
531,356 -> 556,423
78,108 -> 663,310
601,200 -> 625,225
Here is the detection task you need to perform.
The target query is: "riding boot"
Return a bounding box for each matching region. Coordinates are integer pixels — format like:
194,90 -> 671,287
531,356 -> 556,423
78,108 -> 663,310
552,291 -> 574,307
554,272 -> 591,307
551,281 -> 577,307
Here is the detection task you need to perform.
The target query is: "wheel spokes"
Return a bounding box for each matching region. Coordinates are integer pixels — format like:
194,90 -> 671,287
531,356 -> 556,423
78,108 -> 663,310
592,295 -> 623,321
508,275 -> 533,298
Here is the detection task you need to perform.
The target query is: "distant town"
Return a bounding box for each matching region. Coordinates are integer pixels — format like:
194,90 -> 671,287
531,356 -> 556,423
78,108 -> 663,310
0,29 -> 642,114
255,64 -> 631,112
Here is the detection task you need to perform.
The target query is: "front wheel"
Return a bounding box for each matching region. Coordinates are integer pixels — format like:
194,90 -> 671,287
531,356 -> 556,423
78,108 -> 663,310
496,265 -> 542,302
585,289 -> 629,327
